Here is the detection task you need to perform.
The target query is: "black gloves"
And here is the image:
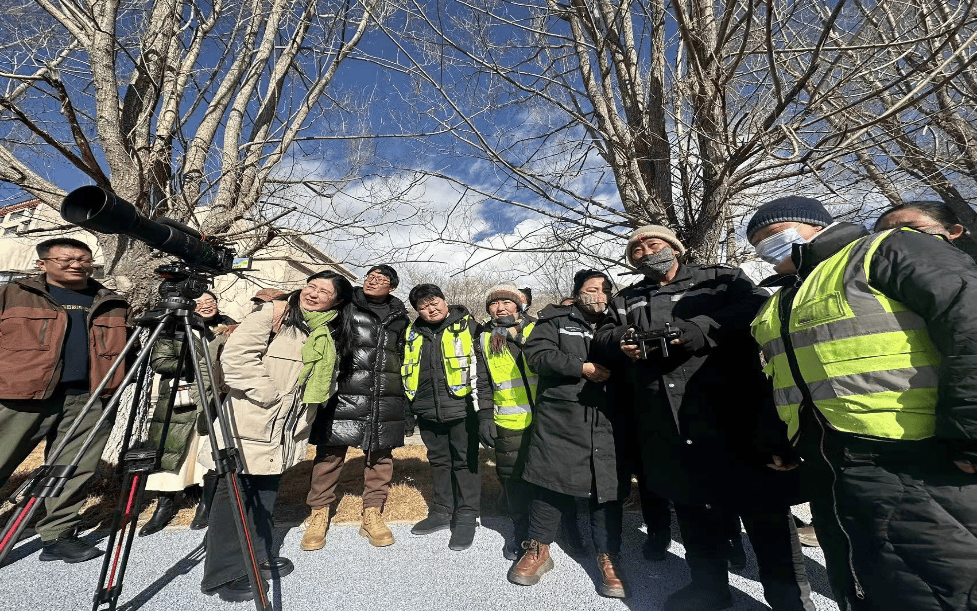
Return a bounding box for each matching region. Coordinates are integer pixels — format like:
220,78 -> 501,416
477,409 -> 497,448
405,411 -> 417,437
673,320 -> 706,352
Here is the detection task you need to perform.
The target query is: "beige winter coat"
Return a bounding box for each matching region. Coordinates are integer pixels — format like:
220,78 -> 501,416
198,301 -> 314,476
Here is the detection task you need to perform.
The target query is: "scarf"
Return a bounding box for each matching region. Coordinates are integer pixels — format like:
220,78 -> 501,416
300,309 -> 339,404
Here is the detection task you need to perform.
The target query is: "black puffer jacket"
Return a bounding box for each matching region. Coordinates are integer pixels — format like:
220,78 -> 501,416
521,304 -> 628,503
407,305 -> 478,423
593,264 -> 801,508
310,289 -> 410,451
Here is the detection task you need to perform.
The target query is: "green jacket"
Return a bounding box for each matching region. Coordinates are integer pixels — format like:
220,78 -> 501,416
146,333 -> 216,472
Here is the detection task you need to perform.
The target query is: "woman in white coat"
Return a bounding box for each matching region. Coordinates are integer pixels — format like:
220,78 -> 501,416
200,270 -> 352,603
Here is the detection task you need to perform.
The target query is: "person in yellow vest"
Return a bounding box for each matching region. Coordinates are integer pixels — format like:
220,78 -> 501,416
474,284 -> 538,561
402,283 -> 482,550
748,196 -> 977,611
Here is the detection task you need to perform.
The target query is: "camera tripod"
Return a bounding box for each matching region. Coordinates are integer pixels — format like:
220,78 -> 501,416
0,265 -> 271,611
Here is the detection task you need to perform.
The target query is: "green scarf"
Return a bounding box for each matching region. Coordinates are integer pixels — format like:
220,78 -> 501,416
300,309 -> 339,404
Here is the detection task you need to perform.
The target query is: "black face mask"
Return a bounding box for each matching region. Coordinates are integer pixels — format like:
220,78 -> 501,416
637,249 -> 675,278
492,315 -> 519,327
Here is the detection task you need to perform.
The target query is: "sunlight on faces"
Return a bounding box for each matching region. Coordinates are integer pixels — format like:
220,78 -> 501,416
875,208 -> 965,241
488,298 -> 519,320
416,296 -> 448,323
578,276 -> 611,299
630,237 -> 678,260
37,245 -> 95,289
300,278 -> 338,312
363,272 -> 393,299
749,222 -> 824,274
195,295 -> 218,318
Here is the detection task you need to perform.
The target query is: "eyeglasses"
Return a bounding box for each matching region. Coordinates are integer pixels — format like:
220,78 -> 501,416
364,274 -> 391,286
40,257 -> 95,268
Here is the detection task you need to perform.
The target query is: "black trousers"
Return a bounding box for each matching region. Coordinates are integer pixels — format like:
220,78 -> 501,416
674,502 -> 815,611
635,459 -> 672,534
418,415 -> 481,517
529,485 -> 624,554
798,410 -> 977,611
500,476 -> 533,542
201,474 -> 280,591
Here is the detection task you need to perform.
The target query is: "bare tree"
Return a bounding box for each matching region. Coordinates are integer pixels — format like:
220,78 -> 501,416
365,0 -> 977,265
0,0 -> 390,310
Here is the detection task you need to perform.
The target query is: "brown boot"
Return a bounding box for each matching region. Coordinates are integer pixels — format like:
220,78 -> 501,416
300,507 -> 330,551
359,507 -> 395,547
596,552 -> 627,598
507,540 -> 554,586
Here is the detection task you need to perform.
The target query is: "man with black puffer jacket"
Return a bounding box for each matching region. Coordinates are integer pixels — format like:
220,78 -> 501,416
402,284 -> 482,550
748,196 -> 977,611
303,265 -> 410,550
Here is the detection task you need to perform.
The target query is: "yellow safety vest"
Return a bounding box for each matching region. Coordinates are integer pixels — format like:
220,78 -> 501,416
481,322 -> 538,431
402,318 -> 475,401
751,228 -> 941,441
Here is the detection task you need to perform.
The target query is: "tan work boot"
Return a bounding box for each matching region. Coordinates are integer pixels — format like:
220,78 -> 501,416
359,507 -> 395,547
300,507 -> 330,551
507,540 -> 554,586
596,552 -> 627,598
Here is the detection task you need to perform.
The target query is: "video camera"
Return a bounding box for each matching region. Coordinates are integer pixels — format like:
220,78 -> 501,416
624,323 -> 682,359
60,186 -> 236,275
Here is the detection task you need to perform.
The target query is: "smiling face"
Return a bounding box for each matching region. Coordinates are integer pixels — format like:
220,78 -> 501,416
37,245 -> 95,290
363,271 -> 393,299
416,296 -> 449,324
629,236 -> 676,261
195,294 -> 218,319
488,298 -> 519,320
300,278 -> 338,312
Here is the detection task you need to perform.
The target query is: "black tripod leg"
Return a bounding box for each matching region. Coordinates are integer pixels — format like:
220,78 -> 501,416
184,317 -> 271,611
0,319 -> 167,567
92,451 -> 155,611
94,332 -> 191,610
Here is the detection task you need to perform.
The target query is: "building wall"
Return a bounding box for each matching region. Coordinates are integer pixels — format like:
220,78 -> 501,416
0,202 -> 356,319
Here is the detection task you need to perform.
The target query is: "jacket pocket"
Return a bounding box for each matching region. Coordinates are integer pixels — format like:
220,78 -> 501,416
0,310 -> 58,351
231,393 -> 285,443
92,316 -> 127,357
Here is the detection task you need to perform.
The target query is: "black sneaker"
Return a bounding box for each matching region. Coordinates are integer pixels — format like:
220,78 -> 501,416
411,512 -> 451,535
503,538 -> 521,561
39,536 -> 104,563
214,576 -> 269,603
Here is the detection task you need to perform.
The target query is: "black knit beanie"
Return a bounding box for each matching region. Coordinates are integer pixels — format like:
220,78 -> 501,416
746,196 -> 833,241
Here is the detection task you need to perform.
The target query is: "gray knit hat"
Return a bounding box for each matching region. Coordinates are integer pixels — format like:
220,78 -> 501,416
746,196 -> 833,241
626,225 -> 686,266
485,284 -> 525,312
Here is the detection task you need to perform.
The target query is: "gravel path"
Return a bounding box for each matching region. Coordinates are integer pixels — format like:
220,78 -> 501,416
1,513 -> 838,610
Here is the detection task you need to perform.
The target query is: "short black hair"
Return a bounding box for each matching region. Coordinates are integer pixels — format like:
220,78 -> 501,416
366,264 -> 399,289
572,269 -> 611,296
199,290 -> 218,302
874,200 -> 963,231
36,238 -> 93,259
408,283 -> 445,310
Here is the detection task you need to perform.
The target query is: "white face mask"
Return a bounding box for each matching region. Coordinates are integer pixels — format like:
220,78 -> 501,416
754,225 -> 809,266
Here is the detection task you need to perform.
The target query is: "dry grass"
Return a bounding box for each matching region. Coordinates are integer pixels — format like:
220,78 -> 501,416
0,443 -> 517,531
1,443 -> 640,531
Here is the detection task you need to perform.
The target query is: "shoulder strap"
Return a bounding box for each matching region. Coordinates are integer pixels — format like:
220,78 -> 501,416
270,300 -> 288,337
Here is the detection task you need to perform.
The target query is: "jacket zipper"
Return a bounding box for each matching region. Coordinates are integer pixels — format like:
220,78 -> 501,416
778,281 -> 865,601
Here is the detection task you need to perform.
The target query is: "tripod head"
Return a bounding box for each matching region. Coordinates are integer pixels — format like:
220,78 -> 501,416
156,263 -> 215,302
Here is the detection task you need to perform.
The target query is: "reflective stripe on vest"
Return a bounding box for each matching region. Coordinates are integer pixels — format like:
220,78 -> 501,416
751,228 -> 940,441
401,318 -> 475,401
481,323 -> 537,431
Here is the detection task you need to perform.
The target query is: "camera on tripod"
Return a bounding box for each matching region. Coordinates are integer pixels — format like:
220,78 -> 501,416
61,185 -> 237,276
624,323 -> 682,359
